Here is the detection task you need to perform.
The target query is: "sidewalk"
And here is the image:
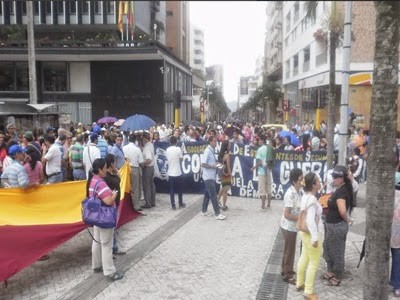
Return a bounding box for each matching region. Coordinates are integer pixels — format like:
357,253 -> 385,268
0,183 -> 397,300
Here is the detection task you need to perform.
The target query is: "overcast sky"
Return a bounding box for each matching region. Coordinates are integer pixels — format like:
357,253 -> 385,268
189,1 -> 267,103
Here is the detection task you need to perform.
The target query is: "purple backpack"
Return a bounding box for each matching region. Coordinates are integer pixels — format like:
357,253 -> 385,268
82,180 -> 117,228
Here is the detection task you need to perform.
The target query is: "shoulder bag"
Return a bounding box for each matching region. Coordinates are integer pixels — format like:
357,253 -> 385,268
82,180 -> 117,228
296,195 -> 314,233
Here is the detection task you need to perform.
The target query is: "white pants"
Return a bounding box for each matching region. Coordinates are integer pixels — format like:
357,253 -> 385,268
91,226 -> 116,276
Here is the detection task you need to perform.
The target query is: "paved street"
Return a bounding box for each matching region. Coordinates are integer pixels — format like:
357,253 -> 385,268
0,183 -> 397,300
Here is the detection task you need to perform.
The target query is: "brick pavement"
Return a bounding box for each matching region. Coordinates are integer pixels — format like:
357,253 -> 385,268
1,182 -> 398,300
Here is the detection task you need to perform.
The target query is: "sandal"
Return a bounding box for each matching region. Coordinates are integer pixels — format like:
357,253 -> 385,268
322,272 -> 335,280
303,293 -> 319,300
296,285 -> 304,292
106,272 -> 124,282
325,276 -> 341,286
283,276 -> 296,285
394,289 -> 400,297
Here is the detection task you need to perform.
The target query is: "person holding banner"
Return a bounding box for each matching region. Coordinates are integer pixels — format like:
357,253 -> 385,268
201,136 -> 226,220
280,168 -> 303,284
217,140 -> 232,211
251,135 -> 274,209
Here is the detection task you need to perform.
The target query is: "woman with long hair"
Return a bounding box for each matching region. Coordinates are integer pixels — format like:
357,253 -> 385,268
24,146 -> 44,185
296,172 -> 323,300
217,140 -> 231,210
86,158 -> 123,281
322,165 -> 354,286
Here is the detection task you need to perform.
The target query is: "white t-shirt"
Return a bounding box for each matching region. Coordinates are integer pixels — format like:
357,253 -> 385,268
44,143 -> 61,175
83,143 -> 101,178
123,143 -> 143,167
165,145 -> 183,177
142,142 -> 155,167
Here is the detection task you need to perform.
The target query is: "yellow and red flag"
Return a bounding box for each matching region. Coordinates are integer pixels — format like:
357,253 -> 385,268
117,1 -> 129,33
0,163 -> 139,282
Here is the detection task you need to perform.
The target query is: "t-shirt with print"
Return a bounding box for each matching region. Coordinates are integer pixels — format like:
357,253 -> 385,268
280,185 -> 302,232
256,145 -> 267,176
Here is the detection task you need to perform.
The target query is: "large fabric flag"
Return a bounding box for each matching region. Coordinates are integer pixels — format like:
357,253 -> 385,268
0,163 -> 139,282
128,1 -> 135,40
117,1 -> 129,33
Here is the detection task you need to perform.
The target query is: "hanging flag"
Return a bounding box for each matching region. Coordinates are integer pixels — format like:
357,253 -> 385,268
117,1 -> 129,32
128,1 -> 135,40
0,163 -> 139,282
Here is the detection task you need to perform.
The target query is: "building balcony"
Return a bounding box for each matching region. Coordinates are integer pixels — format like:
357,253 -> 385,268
303,60 -> 310,72
293,66 -> 298,76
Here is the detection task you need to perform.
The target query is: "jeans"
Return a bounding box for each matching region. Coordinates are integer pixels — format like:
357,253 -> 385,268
169,175 -> 183,208
202,179 -> 221,215
297,232 -> 322,295
73,169 -> 86,181
47,173 -> 62,184
391,248 -> 400,289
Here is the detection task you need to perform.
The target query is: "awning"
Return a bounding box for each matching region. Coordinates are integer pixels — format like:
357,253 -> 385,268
0,102 -> 58,116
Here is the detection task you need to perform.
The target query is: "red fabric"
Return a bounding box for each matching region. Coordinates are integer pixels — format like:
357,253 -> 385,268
0,192 -> 140,282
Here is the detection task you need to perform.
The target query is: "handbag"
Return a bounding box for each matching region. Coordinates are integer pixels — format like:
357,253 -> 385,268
296,195 -> 314,233
82,180 -> 117,228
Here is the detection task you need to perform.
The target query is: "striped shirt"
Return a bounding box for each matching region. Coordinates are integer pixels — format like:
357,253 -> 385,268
1,159 -> 29,188
97,137 -> 109,158
69,142 -> 84,169
88,176 -> 112,201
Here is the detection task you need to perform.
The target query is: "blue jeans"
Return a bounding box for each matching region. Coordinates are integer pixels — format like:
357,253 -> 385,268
73,169 -> 86,180
391,248 -> 400,289
169,175 -> 183,208
47,173 -> 62,184
202,179 -> 221,215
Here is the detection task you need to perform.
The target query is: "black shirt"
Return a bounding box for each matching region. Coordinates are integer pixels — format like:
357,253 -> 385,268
326,185 -> 351,224
104,171 -> 121,207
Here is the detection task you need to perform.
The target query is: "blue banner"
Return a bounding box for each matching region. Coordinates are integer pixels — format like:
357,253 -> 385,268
153,141 -> 327,199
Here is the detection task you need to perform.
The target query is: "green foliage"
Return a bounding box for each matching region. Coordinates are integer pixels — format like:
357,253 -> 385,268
0,25 -> 26,41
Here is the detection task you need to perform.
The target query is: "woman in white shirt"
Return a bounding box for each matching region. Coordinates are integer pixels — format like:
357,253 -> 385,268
296,172 -> 323,300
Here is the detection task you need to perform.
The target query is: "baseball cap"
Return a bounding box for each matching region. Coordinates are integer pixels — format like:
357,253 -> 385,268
93,125 -> 102,134
332,165 -> 348,178
9,145 -> 26,156
46,126 -> 55,132
90,132 -> 98,142
23,131 -> 34,140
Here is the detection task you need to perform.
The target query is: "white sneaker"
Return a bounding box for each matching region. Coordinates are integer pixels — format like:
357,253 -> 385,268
201,211 -> 213,217
215,214 -> 226,220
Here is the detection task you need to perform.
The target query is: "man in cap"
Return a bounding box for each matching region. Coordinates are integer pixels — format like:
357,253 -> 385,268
93,125 -> 108,158
5,124 -> 18,143
46,126 -> 56,136
83,133 -> 101,179
42,134 -> 63,184
140,131 -> 156,208
1,145 -> 30,188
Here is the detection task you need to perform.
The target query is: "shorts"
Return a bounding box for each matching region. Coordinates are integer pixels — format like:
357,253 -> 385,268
258,173 -> 271,197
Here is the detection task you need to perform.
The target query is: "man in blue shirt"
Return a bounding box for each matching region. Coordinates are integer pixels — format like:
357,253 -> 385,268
110,133 -> 126,169
201,136 -> 226,220
93,125 -> 109,158
1,145 -> 30,188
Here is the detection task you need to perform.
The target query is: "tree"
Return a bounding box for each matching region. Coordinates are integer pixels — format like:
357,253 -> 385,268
305,1 -> 344,169
364,2 -> 399,299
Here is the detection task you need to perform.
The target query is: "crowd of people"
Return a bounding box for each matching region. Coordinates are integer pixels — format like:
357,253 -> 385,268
0,118 -> 398,291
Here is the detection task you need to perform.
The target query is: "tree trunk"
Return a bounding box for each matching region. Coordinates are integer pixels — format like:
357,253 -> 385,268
326,29 -> 337,170
364,2 -> 400,299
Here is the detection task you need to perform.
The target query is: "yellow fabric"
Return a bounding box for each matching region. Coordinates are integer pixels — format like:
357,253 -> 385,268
117,1 -> 129,32
0,164 -> 131,226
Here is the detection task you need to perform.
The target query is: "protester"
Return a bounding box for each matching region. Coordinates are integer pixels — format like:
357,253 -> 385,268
141,131 -> 156,208
296,172 -> 323,300
86,158 -> 123,281
165,136 -> 185,210
323,165 -> 354,286
69,134 -> 86,180
83,133 -> 101,179
123,133 -> 144,212
110,133 -> 126,170
1,145 -> 30,188
201,135 -> 226,220
24,145 -> 45,185
280,168 -> 303,284
42,134 -> 63,184
217,140 -> 231,211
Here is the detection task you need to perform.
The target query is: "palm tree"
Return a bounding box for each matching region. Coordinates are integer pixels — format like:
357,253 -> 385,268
305,1 -> 344,169
364,2 -> 400,299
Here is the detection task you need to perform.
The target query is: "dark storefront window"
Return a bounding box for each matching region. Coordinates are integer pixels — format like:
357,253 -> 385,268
0,62 -> 14,91
45,1 -> 52,14
16,62 -> 29,91
69,1 -> 76,14
58,1 -> 64,14
94,1 -> 101,14
82,0 -> 89,14
43,62 -> 67,92
106,2 -> 114,14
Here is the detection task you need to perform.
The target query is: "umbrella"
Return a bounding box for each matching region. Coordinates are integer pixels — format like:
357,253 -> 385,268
120,114 -> 156,131
97,116 -> 118,124
114,119 -> 125,127
279,130 -> 301,147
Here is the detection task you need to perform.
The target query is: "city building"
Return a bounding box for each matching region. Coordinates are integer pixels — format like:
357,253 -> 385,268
280,1 -> 400,129
206,64 -> 224,91
0,0 -> 193,127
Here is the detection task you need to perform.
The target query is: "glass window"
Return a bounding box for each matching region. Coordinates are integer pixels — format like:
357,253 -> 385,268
69,1 -> 76,14
34,1 -> 39,14
94,1 -> 101,14
45,1 -> 52,14
82,0 -> 89,14
16,62 -> 28,91
43,62 -> 67,92
106,1 -> 114,14
9,1 -> 14,15
0,62 -> 14,91
22,2 -> 26,14
58,1 -> 64,14
304,46 -> 310,62
0,2 -> 2,15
